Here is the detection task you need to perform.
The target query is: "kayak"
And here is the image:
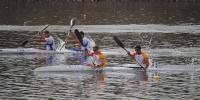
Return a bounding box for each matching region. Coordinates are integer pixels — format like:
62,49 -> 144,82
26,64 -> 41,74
0,48 -> 78,54
34,64 -> 200,73
121,64 -> 200,72
0,48 -> 120,55
34,64 -> 138,72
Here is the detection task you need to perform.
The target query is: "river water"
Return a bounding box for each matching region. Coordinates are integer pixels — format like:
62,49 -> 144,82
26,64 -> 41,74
0,0 -> 200,100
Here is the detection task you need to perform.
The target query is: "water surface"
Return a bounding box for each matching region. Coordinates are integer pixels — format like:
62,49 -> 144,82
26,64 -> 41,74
0,29 -> 200,100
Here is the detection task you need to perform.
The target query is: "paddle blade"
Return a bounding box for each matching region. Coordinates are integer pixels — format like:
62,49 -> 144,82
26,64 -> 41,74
20,40 -> 29,47
70,18 -> 76,28
113,36 -> 130,54
74,29 -> 83,45
113,36 -> 125,48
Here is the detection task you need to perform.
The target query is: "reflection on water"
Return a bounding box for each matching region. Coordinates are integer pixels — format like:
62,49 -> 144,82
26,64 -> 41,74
37,54 -> 68,66
0,0 -> 200,25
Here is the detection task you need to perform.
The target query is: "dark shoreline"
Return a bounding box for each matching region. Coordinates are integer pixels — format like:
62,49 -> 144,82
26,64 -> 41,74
0,0 -> 200,25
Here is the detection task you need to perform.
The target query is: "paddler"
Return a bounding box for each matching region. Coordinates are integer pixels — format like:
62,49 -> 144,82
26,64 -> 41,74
87,46 -> 106,68
35,30 -> 56,51
80,31 -> 94,53
128,45 -> 149,70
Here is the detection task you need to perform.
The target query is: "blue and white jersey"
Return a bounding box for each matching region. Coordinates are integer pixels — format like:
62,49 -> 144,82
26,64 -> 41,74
81,36 -> 93,52
45,36 -> 56,51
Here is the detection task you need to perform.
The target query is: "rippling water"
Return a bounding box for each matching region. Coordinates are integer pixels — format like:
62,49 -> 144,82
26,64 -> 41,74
0,28 -> 200,99
1,0 -> 200,100
1,55 -> 200,100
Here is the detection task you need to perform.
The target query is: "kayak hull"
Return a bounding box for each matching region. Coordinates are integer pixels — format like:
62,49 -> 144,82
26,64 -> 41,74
0,48 -> 75,54
34,64 -> 200,73
0,48 -> 119,55
34,65 -> 140,72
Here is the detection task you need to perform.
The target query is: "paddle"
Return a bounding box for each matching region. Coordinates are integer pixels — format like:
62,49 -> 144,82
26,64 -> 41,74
113,36 -> 144,69
74,29 -> 83,45
59,18 -> 76,51
68,18 -> 76,36
20,24 -> 50,47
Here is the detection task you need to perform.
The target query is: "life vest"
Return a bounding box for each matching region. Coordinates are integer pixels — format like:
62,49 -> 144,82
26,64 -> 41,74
81,36 -> 95,52
130,51 -> 149,66
88,51 -> 106,67
45,36 -> 55,51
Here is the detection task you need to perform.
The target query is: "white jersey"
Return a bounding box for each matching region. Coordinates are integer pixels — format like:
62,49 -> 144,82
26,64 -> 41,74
86,55 -> 100,66
130,51 -> 149,67
135,54 -> 144,66
81,36 -> 94,52
45,36 -> 56,51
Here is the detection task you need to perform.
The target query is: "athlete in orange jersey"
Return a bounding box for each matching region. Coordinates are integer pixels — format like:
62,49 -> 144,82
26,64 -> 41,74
87,46 -> 106,68
129,45 -> 149,70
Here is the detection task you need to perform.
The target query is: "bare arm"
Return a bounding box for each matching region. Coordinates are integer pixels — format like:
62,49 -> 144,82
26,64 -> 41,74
33,35 -> 46,42
144,58 -> 149,69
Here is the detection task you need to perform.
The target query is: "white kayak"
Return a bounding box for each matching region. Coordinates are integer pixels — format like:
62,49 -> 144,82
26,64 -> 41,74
34,64 -> 200,73
34,65 -> 137,72
0,48 -> 75,54
0,48 -> 120,55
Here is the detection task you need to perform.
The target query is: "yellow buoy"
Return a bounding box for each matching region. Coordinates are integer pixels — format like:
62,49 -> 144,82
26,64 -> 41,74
153,73 -> 161,81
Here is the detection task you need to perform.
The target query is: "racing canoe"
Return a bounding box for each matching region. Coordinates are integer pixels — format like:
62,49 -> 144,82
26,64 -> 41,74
34,64 -> 200,73
0,48 -> 119,55
0,48 -> 75,54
